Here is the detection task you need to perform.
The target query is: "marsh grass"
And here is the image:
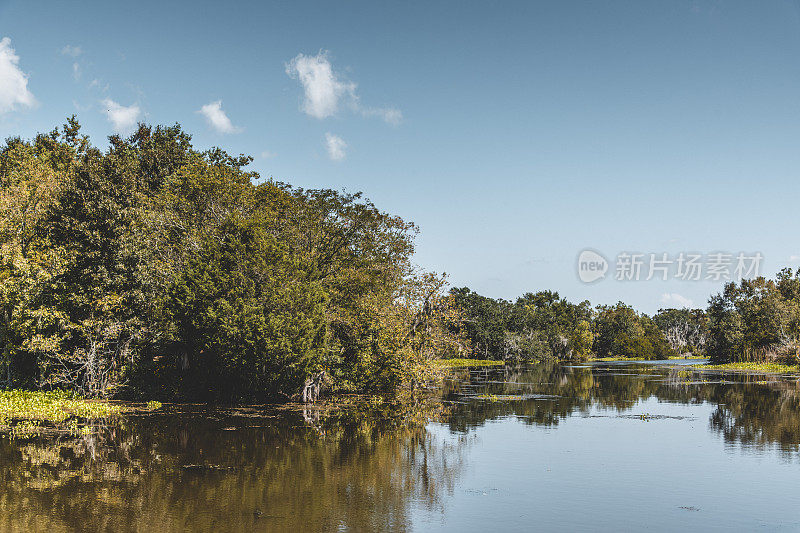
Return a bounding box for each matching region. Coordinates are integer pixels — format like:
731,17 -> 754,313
435,358 -> 504,368
694,362 -> 800,374
0,390 -> 122,438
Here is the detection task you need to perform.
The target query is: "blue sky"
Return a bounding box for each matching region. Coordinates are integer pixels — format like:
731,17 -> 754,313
2,0 -> 800,314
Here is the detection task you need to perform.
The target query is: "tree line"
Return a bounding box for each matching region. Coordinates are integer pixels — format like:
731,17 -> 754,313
0,119 -> 460,401
448,288 -> 697,361
1,119 -> 796,401
450,269 -> 800,366
706,269 -> 800,363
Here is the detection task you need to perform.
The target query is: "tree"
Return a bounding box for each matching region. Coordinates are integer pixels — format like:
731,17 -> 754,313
567,320 -> 594,360
653,308 -> 707,355
706,273 -> 800,363
448,288 -> 511,359
593,303 -> 673,360
1,118 -> 463,399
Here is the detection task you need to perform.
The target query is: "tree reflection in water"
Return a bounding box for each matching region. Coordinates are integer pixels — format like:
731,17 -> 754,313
0,402 -> 464,532
2,361 -> 800,531
443,361 -> 800,456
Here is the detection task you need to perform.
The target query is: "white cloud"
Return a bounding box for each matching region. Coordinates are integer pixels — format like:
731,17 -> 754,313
361,106 -> 403,126
285,50 -> 401,125
89,78 -> 109,92
660,293 -> 694,309
61,45 -> 84,82
0,37 -> 36,114
61,45 -> 83,58
325,132 -> 347,161
789,255 -> 800,262
101,98 -> 141,134
260,150 -> 276,159
286,51 -> 356,119
199,100 -> 240,134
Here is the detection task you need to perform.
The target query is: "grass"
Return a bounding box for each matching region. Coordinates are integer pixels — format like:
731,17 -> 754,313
589,355 -> 706,362
435,358 -> 505,368
0,390 -> 122,438
693,362 -> 800,374
589,356 -> 662,362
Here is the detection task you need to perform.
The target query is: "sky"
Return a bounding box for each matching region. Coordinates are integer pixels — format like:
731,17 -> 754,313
2,0 -> 800,314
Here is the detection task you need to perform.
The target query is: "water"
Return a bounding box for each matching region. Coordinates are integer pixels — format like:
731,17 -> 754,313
3,359 -> 800,532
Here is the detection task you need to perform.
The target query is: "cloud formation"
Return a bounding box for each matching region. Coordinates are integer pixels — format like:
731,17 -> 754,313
0,37 -> 36,114
286,51 -> 356,119
286,51 -> 401,125
325,132 -> 347,161
361,106 -> 403,126
101,98 -> 141,133
199,100 -> 240,134
660,293 -> 694,309
61,45 -> 83,58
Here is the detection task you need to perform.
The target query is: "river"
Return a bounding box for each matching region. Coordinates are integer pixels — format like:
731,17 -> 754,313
2,359 -> 799,531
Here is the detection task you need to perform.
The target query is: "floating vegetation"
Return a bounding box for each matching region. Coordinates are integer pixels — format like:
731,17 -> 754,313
473,393 -> 558,402
694,362 -> 800,374
585,414 -> 696,421
0,390 -> 122,438
588,356 -> 672,362
436,358 -> 505,368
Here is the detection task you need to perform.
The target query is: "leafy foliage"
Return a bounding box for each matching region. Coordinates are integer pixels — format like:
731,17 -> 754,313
0,119 -> 461,400
450,290 -> 673,361
593,303 -> 674,360
652,307 -> 707,355
706,269 -> 800,363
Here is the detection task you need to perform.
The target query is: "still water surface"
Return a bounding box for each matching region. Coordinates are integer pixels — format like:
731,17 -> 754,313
3,360 -> 800,532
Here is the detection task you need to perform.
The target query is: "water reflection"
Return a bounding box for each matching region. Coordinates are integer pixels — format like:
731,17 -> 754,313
3,361 -> 800,531
0,404 -> 464,532
443,361 -> 800,455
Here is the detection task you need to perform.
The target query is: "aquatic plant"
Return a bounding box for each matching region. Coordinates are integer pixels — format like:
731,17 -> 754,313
0,390 -> 121,438
435,359 -> 505,368
694,362 -> 800,374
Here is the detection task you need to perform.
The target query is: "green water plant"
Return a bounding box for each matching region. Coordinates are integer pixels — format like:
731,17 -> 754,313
436,358 -> 505,368
694,362 -> 800,374
0,390 -> 121,438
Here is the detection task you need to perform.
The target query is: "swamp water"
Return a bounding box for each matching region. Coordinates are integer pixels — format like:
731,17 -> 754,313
2,359 -> 800,532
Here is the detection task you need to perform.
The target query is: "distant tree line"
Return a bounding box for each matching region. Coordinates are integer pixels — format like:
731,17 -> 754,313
451,270 -> 800,365
448,288 -> 710,361
0,119 -> 462,401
